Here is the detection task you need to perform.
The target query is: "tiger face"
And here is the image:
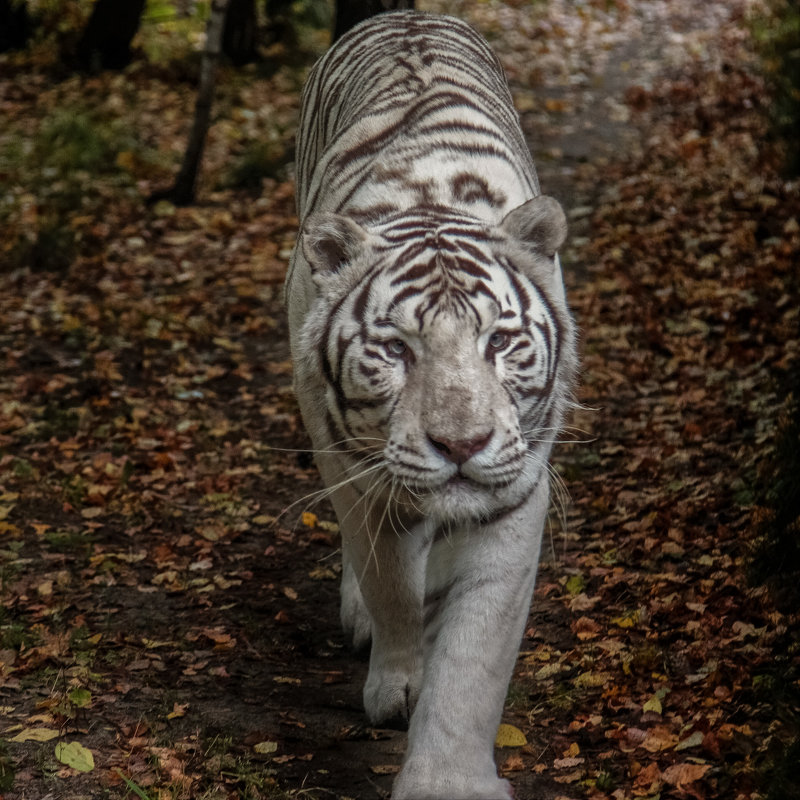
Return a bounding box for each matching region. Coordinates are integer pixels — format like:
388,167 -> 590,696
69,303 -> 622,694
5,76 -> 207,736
297,197 -> 573,524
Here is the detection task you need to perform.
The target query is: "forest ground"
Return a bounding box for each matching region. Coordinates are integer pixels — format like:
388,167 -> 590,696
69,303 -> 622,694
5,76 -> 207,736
0,1 -> 798,799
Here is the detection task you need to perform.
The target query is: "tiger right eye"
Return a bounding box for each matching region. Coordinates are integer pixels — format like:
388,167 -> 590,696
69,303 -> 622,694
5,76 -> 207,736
385,339 -> 407,357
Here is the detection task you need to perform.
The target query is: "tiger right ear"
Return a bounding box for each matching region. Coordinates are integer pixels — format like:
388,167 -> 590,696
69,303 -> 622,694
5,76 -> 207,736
301,213 -> 367,275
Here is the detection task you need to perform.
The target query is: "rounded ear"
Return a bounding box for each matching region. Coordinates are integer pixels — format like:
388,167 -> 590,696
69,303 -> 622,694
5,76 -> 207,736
301,213 -> 367,275
500,195 -> 567,257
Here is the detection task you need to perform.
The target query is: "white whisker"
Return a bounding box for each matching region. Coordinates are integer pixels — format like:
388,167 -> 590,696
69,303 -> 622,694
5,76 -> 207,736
275,459 -> 386,526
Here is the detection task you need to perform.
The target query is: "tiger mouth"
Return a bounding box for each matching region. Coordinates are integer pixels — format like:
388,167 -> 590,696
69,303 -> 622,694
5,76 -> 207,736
445,473 -> 477,487
399,473 -> 481,494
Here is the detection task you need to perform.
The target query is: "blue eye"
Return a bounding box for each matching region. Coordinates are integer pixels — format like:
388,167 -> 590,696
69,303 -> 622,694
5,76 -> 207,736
385,339 -> 407,357
488,331 -> 510,350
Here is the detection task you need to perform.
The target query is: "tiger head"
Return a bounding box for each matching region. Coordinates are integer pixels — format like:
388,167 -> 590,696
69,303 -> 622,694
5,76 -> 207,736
295,197 -> 576,523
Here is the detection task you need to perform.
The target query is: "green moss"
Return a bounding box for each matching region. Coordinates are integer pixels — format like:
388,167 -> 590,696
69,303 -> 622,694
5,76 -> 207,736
753,0 -> 800,174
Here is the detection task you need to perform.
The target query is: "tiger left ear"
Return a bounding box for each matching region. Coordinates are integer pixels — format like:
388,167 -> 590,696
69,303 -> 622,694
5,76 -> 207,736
500,195 -> 567,258
301,212 -> 367,276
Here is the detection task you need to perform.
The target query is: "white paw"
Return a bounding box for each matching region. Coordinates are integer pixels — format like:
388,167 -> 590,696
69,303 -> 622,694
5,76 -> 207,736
392,768 -> 514,800
340,562 -> 371,650
363,660 -> 421,726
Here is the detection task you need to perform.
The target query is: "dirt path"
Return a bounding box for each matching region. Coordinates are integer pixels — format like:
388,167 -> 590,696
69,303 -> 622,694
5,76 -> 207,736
1,2 -> 797,799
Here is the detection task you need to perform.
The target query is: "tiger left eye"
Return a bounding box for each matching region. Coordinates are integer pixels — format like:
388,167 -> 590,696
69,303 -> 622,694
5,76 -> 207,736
487,331 -> 510,350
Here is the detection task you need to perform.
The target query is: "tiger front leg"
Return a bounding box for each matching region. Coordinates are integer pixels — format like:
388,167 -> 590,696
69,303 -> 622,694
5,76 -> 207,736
391,481 -> 548,800
340,554 -> 371,651
339,509 -> 431,727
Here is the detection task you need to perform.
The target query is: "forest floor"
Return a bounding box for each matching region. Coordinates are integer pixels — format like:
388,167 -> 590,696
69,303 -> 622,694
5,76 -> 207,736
1,1 -> 798,799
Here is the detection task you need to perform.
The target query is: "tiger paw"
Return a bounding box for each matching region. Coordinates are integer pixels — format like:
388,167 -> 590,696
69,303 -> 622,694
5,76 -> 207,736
392,768 -> 514,800
363,662 -> 421,728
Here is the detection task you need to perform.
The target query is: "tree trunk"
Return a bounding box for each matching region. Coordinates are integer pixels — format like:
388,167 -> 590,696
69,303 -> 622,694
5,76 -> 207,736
75,0 -> 146,70
223,0 -> 257,65
164,0 -> 230,206
333,0 -> 414,42
0,0 -> 31,53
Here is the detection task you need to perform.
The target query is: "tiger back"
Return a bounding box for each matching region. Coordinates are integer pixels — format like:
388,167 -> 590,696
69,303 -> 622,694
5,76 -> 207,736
285,11 -> 577,800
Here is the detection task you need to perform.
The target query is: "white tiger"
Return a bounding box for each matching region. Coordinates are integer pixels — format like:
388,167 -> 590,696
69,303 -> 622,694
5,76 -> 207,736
285,11 -> 577,799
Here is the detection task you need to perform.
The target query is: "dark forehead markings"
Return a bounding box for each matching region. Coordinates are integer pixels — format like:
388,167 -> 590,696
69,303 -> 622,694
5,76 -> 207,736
454,255 -> 492,281
390,258 -> 436,286
386,281 -> 430,313
450,171 -> 507,209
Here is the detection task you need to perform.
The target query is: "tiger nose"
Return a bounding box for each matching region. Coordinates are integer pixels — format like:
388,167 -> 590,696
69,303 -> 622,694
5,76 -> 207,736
427,430 -> 493,465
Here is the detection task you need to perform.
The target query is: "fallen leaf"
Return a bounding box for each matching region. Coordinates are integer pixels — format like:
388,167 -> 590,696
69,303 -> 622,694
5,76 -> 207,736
370,764 -> 400,775
495,723 -> 527,747
662,761 -> 711,788
68,688 -> 92,708
643,694 -> 662,714
676,731 -> 705,751
166,702 -> 188,719
55,741 -> 94,772
500,753 -> 525,772
10,728 -> 60,743
301,511 -> 318,528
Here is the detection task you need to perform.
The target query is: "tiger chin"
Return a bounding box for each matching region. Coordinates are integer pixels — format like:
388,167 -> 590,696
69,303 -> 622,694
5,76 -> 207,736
284,10 -> 577,800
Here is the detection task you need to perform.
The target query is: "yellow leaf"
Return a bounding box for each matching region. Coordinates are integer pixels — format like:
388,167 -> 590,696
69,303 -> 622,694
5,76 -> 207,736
301,511 -> 318,528
495,723 -> 527,748
308,566 -> 337,581
167,702 -> 188,719
611,609 -> 640,628
535,662 -> 562,680
643,695 -> 663,714
565,574 -> 584,595
370,764 -> 401,775
0,521 -> 20,536
10,727 -> 59,743
254,741 -> 278,755
574,671 -> 612,688
141,638 -> 174,649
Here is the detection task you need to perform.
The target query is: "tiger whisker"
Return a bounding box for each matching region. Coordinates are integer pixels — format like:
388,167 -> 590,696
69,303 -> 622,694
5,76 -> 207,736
359,475 -> 396,583
275,459 -> 386,526
522,426 -> 594,444
264,436 -> 388,457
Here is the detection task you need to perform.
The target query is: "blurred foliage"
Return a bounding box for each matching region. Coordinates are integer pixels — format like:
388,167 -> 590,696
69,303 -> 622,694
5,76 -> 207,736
225,138 -> 290,189
0,108 -> 165,271
10,0 -> 332,67
752,0 -> 800,174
